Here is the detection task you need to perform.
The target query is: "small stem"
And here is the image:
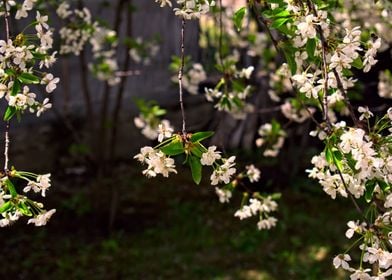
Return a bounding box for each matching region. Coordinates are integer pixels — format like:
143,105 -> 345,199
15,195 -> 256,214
336,166 -> 366,219
4,121 -> 10,172
251,3 -> 280,55
178,17 -> 187,136
343,235 -> 364,254
2,0 -> 10,172
332,68 -> 359,126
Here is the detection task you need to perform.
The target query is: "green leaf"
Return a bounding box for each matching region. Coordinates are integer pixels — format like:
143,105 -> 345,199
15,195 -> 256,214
365,180 -> 377,203
270,193 -> 282,200
18,202 -> 32,216
11,79 -> 21,96
0,201 -> 12,214
283,49 -> 297,75
4,106 -> 16,121
190,143 -> 203,158
378,180 -> 390,192
351,57 -> 363,69
4,68 -> 15,76
306,39 -> 316,59
160,139 -> 184,156
190,131 -> 214,142
325,146 -> 333,165
17,72 -> 40,84
189,155 -> 202,185
4,179 -> 17,198
271,17 -> 290,28
345,153 -> 357,172
333,150 -> 344,172
233,7 -> 246,32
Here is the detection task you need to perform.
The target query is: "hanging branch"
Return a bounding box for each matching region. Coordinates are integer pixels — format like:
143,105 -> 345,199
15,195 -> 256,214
97,0 -> 127,171
2,0 -> 10,173
178,17 -> 187,136
109,0 -> 133,160
307,1 -> 332,129
307,1 -> 358,127
77,0 -> 94,123
251,3 -> 280,55
250,3 -> 324,131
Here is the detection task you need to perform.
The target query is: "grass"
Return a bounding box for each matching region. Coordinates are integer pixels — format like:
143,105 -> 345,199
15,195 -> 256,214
0,165 -> 356,279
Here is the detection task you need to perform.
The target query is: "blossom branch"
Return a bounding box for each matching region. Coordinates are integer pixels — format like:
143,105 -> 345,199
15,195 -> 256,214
2,0 -> 10,172
307,0 -> 332,129
250,3 -> 280,54
178,17 -> 187,136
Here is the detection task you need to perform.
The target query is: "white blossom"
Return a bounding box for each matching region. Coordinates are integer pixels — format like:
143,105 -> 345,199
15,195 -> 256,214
201,146 -> 221,166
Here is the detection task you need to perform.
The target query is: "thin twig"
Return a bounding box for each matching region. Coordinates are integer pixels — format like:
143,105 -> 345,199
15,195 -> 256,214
332,68 -> 359,126
97,0 -> 126,170
307,1 -> 331,129
2,0 -> 10,172
79,50 -> 94,122
178,18 -> 187,136
251,3 -> 280,55
77,0 -> 94,122
251,3 -> 323,131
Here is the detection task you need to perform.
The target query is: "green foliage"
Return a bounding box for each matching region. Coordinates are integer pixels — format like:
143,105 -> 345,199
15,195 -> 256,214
158,131 -> 215,184
233,7 -> 247,32
190,131 -> 214,142
17,73 -> 40,84
188,155 -> 202,185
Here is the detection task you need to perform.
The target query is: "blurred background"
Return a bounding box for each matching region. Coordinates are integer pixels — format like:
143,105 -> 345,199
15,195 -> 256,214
0,0 -> 391,279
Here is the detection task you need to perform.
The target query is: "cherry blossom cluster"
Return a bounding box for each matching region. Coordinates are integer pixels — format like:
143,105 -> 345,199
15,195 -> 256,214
307,108 -> 392,277
134,137 -> 238,187
0,9 -> 58,118
255,121 -> 286,157
234,194 -> 278,230
334,0 -> 392,46
265,2 -> 384,126
0,169 -> 55,227
128,37 -> 160,66
133,99 -> 174,141
134,146 -> 177,178
332,216 -> 392,279
212,159 -> 279,231
57,2 -> 120,85
156,0 -> 216,20
203,64 -> 255,119
275,2 -> 392,277
0,0 -> 58,227
134,130 -> 280,231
